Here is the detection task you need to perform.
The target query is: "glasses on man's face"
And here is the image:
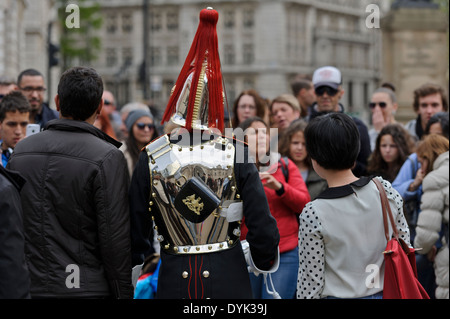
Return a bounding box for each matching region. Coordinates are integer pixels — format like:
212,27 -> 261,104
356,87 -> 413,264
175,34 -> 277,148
315,86 -> 338,97
136,123 -> 155,130
20,86 -> 46,93
104,99 -> 114,106
369,102 -> 387,109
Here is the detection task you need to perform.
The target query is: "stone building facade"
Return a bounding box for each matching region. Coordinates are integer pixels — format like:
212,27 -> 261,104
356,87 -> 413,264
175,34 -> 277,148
0,0 -> 27,82
0,0 -> 58,101
382,0 -> 449,122
1,0 -> 447,126
92,0 -> 389,124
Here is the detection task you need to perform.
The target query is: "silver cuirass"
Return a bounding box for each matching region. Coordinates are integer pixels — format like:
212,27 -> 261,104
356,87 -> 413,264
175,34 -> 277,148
145,132 -> 243,255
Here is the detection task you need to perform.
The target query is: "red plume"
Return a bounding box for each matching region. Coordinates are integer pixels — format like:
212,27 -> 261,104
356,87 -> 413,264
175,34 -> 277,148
161,8 -> 224,131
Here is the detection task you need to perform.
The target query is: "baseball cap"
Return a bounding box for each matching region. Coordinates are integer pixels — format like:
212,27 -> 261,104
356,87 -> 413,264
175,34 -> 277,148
312,66 -> 342,89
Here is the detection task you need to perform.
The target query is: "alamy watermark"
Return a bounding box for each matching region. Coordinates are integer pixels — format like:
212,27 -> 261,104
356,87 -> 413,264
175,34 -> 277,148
63,3 -> 380,29
63,3 -> 381,29
65,4 -> 80,29
165,126 -> 279,172
365,264 -> 381,289
65,264 -> 80,288
366,4 -> 380,29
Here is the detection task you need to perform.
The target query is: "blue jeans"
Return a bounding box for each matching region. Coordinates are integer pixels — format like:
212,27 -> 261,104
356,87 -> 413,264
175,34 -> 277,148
249,247 -> 298,299
325,291 -> 383,299
416,253 -> 436,299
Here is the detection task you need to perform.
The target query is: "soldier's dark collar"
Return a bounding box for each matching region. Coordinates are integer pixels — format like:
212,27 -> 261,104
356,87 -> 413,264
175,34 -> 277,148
316,176 -> 372,199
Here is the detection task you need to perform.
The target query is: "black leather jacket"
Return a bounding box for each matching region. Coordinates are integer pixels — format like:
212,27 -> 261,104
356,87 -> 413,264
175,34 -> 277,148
0,165 -> 30,298
8,119 -> 133,298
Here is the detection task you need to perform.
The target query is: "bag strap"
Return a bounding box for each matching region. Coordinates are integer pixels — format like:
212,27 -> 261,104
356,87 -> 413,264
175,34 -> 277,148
279,156 -> 289,183
409,156 -> 417,201
409,156 -> 416,177
372,178 -> 399,241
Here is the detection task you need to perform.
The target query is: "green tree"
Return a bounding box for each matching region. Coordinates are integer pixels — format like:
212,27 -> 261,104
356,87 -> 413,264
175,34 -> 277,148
57,0 -> 103,70
434,0 -> 449,15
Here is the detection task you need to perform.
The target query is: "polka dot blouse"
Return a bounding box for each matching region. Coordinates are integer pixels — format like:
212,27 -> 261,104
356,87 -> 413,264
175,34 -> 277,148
297,177 -> 410,299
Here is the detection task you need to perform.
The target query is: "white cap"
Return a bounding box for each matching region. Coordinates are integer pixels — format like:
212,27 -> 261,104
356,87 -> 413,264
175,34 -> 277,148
312,66 -> 342,89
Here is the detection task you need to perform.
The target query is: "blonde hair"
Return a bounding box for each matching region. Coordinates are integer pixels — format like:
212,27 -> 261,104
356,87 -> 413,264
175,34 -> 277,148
416,134 -> 449,175
269,94 -> 300,113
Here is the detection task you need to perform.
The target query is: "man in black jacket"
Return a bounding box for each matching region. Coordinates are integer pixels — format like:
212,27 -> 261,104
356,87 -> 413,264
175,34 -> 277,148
309,66 -> 371,177
8,66 -> 133,298
0,165 -> 30,299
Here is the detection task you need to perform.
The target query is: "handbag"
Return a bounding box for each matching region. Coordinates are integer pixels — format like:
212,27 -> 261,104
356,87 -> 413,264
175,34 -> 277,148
372,178 -> 429,299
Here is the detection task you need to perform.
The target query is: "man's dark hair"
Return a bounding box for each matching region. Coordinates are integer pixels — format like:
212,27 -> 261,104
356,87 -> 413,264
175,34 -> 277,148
305,112 -> 360,170
57,66 -> 103,121
381,82 -> 396,92
0,91 -> 31,122
291,77 -> 312,97
17,68 -> 44,86
413,83 -> 448,112
425,111 -> 449,140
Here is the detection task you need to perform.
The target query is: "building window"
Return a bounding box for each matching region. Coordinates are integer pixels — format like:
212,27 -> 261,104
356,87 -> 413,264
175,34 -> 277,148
150,11 -> 162,31
150,89 -> 161,101
123,47 -> 133,66
167,46 -> 179,65
224,80 -> 236,107
364,47 -> 370,69
224,10 -> 235,29
106,14 -> 117,33
243,9 -> 254,29
243,43 -> 254,64
106,48 -> 117,67
164,79 -> 175,101
243,77 -> 255,90
150,47 -> 162,66
122,13 -> 133,33
320,14 -> 330,31
223,44 -> 235,65
167,11 -> 178,30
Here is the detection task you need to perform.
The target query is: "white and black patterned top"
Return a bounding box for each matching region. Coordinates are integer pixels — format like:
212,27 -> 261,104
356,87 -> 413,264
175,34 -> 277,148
297,176 -> 410,299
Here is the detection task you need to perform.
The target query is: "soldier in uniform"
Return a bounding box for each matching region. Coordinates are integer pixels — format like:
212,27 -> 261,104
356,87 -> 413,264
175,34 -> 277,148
129,7 -> 280,299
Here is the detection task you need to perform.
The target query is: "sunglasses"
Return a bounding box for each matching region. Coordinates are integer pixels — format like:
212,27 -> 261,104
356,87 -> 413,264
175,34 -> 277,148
104,99 -> 113,106
20,86 -> 46,93
369,102 -> 387,109
315,86 -> 338,97
136,122 -> 155,130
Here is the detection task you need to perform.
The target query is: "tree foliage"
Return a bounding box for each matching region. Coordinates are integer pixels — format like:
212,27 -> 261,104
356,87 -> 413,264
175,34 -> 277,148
57,0 -> 103,69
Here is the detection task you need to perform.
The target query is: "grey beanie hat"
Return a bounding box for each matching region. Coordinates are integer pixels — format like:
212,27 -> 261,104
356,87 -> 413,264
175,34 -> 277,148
125,109 -> 154,132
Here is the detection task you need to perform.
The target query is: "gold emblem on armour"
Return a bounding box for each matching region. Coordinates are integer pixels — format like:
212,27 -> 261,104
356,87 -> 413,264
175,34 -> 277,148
182,194 -> 204,215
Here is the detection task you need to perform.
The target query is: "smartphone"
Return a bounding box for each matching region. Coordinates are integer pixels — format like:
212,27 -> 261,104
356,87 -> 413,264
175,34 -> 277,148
26,124 -> 41,137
